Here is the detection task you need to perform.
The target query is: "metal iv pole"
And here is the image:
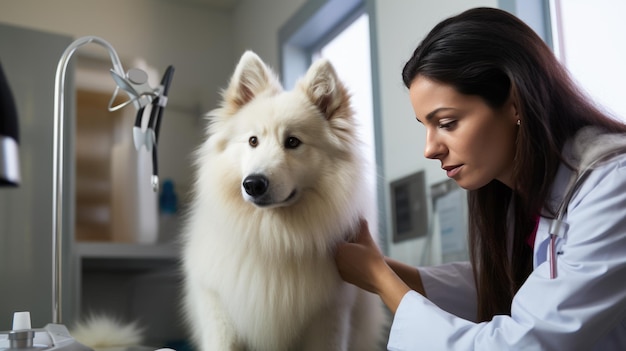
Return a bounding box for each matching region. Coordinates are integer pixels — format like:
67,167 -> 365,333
52,36 -> 170,324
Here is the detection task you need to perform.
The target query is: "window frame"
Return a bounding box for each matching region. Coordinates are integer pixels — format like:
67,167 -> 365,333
278,0 -> 388,253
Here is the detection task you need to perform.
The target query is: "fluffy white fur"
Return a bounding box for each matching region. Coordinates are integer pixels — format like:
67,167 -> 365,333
182,51 -> 387,351
71,314 -> 144,350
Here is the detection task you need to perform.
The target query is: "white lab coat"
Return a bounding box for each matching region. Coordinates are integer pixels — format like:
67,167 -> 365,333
388,132 -> 626,351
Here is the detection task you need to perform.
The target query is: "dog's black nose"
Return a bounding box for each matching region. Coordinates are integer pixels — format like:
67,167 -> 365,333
243,175 -> 269,197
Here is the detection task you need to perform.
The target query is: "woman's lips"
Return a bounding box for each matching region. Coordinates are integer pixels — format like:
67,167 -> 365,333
443,165 -> 462,178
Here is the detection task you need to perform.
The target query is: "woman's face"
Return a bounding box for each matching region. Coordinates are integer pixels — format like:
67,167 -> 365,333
409,76 -> 519,190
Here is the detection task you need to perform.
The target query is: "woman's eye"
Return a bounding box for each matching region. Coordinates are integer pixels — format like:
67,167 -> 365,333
249,136 -> 258,147
285,136 -> 301,149
438,120 -> 457,130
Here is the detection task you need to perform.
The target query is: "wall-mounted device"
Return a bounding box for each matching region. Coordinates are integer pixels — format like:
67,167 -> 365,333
390,170 -> 428,243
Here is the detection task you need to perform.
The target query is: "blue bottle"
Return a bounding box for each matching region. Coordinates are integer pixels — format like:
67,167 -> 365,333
158,179 -> 179,242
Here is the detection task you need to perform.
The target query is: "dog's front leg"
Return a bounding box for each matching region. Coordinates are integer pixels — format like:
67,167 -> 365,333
185,284 -> 242,351
295,282 -> 357,351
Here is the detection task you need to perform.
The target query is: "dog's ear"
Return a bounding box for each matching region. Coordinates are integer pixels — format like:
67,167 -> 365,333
299,59 -> 350,120
222,51 -> 282,112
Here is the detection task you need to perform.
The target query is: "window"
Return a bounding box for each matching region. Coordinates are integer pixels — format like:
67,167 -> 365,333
279,0 -> 384,251
550,0 -> 626,121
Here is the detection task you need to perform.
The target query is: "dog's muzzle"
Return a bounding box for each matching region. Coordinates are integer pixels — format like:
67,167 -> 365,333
242,174 -> 297,207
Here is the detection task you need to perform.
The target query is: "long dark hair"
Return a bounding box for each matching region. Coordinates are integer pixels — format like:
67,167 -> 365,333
402,7 -> 626,321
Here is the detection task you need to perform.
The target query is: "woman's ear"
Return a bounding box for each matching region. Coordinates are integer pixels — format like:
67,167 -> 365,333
512,99 -> 519,122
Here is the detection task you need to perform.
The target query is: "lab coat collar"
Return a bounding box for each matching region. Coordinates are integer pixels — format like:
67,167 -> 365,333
533,126 -> 626,267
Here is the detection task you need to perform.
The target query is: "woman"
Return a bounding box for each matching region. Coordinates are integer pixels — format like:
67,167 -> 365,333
334,7 -> 626,350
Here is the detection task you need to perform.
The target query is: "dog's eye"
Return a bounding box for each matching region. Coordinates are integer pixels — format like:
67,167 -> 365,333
249,136 -> 258,147
285,136 -> 301,149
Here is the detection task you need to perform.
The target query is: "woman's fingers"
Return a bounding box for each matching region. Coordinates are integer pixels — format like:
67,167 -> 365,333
354,219 -> 379,250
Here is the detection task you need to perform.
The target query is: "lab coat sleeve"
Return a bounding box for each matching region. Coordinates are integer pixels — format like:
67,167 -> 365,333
418,261 -> 477,322
388,156 -> 626,351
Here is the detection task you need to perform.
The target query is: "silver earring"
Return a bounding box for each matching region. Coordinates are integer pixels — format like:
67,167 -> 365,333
516,119 -> 521,126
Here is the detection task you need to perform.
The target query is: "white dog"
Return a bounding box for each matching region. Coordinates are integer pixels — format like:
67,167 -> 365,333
181,51 -> 387,351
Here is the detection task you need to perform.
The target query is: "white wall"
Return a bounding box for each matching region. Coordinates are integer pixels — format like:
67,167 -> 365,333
232,0 -> 307,67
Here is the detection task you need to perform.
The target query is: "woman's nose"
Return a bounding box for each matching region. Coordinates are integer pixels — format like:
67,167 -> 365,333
424,131 -> 445,160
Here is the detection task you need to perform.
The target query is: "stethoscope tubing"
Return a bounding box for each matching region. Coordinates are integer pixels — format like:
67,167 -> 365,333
147,65 -> 175,183
129,65 -> 175,189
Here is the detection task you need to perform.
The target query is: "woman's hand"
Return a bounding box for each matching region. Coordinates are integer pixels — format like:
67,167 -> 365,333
335,219 -> 387,293
334,219 -> 411,313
